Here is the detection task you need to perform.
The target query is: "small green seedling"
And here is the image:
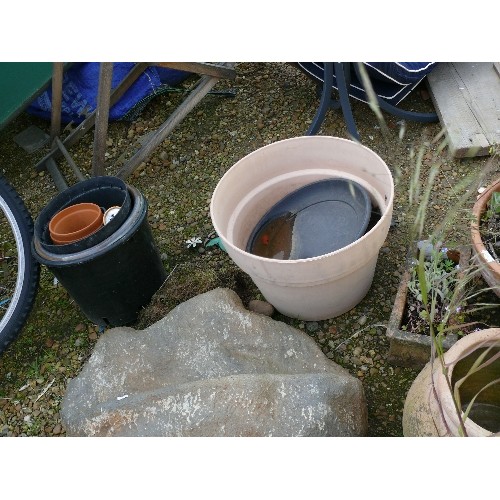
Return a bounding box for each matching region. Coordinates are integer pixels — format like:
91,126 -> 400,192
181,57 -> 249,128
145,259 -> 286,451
485,191 -> 500,219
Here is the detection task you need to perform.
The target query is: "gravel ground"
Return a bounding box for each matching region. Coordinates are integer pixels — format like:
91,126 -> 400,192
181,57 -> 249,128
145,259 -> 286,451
0,62 -> 498,437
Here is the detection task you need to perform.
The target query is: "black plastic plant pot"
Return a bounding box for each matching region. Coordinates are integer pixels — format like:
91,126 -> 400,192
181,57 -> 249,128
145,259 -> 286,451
32,185 -> 166,327
35,176 -> 131,255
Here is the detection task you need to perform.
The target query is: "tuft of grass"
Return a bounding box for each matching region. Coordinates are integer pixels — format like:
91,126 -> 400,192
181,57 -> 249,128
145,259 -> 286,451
135,254 -> 258,329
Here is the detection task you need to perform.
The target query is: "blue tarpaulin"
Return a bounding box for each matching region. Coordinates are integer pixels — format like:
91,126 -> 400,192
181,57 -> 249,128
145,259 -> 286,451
28,63 -> 191,123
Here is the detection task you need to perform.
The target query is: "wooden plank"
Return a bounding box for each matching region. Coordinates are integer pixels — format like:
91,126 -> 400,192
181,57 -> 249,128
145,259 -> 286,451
116,63 -> 236,180
427,62 -> 500,157
453,62 -> 500,142
154,62 -> 236,80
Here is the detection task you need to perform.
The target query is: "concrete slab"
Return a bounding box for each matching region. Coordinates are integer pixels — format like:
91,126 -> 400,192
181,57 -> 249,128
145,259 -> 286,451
13,125 -> 49,153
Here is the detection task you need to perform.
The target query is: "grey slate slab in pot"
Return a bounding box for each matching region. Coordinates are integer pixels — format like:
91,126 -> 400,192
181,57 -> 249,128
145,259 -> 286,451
246,178 -> 372,260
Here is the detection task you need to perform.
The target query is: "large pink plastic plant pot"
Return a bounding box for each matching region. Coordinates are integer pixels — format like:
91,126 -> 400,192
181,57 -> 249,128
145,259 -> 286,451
210,136 -> 394,320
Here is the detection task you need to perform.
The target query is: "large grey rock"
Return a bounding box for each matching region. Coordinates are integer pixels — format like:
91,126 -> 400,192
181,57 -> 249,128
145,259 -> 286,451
61,288 -> 367,436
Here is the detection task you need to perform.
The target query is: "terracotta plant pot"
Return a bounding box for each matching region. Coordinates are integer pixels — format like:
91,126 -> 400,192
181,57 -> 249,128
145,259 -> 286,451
49,202 -> 103,245
471,177 -> 500,298
403,327 -> 500,437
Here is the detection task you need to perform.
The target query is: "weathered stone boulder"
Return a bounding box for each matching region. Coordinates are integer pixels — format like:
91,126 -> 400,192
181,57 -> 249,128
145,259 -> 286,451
61,288 -> 367,436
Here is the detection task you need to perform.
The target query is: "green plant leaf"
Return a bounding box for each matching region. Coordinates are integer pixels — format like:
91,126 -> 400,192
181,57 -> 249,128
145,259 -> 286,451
417,249 -> 428,308
491,192 -> 500,214
453,345 -> 500,408
462,377 -> 500,422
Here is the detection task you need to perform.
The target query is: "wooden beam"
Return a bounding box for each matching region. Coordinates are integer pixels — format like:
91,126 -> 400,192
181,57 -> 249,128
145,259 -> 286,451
50,63 -> 64,142
116,63 -> 235,180
92,62 -> 113,177
154,62 -> 236,80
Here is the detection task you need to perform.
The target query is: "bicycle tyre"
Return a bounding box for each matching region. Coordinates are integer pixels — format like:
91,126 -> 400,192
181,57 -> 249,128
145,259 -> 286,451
0,174 -> 40,355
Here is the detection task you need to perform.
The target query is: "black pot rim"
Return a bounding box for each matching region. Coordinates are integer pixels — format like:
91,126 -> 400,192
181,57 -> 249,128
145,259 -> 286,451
35,176 -> 131,254
32,185 -> 147,267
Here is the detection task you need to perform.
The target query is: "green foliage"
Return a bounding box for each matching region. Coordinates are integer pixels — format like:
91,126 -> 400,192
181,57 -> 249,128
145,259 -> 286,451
405,143 -> 500,435
407,249 -> 461,329
454,344 -> 500,424
26,357 -> 42,379
485,191 -> 500,220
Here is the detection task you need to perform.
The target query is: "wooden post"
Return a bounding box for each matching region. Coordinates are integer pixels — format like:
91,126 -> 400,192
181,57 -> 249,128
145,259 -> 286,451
92,62 -> 114,177
50,62 -> 64,143
35,63 -> 148,172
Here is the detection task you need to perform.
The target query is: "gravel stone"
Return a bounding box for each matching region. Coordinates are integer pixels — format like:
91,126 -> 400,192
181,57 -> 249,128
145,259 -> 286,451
357,315 -> 368,326
306,322 -> 319,333
247,299 -> 274,317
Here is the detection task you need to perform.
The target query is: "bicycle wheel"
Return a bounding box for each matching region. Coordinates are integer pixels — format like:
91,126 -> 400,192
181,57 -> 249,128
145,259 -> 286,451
0,174 -> 40,355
